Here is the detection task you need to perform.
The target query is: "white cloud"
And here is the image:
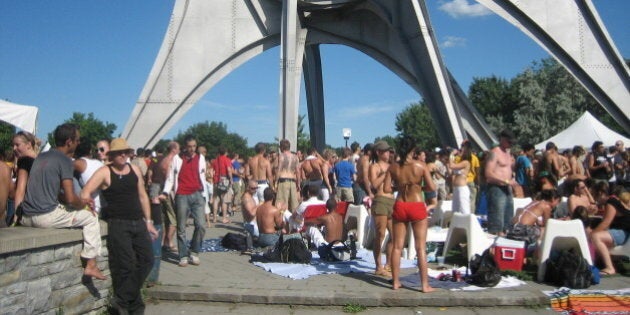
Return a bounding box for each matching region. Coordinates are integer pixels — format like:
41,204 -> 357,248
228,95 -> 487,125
438,0 -> 492,18
440,36 -> 467,48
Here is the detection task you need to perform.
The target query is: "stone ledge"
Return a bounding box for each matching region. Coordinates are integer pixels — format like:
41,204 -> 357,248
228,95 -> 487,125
147,285 -> 550,307
0,221 -> 108,255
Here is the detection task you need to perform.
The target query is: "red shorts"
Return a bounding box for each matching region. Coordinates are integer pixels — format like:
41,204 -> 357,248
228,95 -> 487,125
392,201 -> 428,222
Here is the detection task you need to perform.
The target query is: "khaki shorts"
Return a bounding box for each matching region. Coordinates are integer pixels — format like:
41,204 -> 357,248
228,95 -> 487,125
161,197 -> 176,227
371,195 -> 395,217
276,180 -> 299,212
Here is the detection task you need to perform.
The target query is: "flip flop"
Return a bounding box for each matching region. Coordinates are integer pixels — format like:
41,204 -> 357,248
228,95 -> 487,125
599,270 -> 615,276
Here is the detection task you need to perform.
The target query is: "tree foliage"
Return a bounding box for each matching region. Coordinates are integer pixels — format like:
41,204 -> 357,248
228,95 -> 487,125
49,112 -> 116,149
174,121 -> 249,158
296,114 -> 311,153
0,122 -> 16,159
469,57 -> 626,144
394,101 -> 441,151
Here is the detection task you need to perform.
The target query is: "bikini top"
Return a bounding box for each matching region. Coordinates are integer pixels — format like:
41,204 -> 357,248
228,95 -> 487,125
518,201 -> 543,226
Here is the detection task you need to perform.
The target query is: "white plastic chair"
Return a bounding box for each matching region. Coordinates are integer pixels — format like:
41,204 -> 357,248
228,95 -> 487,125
441,213 -> 495,263
344,204 -> 370,249
512,197 -> 532,218
434,200 -> 453,228
407,225 -> 448,260
537,219 -> 593,282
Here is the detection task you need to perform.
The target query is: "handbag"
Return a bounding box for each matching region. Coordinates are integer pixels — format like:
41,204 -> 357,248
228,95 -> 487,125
217,176 -> 230,192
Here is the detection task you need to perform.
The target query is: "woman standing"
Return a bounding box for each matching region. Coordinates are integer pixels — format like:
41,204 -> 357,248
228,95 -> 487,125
369,141 -> 395,277
11,131 -> 39,225
384,137 -> 436,292
449,149 -> 471,214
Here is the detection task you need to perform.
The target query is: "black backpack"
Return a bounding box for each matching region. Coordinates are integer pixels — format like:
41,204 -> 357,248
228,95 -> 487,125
544,248 -> 592,289
279,238 -> 312,264
221,232 -> 248,251
468,249 -> 502,287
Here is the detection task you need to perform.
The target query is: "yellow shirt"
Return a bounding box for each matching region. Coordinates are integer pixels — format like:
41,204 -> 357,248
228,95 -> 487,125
455,154 -> 480,184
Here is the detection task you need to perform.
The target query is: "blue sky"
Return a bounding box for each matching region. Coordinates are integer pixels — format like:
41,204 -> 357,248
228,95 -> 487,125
1,0 -> 628,149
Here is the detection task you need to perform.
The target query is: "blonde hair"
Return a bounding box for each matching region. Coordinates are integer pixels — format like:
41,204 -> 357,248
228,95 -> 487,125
13,131 -> 39,153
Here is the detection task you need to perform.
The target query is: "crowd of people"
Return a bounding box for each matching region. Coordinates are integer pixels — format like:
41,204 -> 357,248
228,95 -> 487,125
1,123 -> 629,312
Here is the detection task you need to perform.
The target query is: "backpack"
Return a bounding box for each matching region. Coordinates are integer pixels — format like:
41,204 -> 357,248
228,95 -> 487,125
221,232 -> 248,251
280,238 -> 312,264
544,248 -> 592,289
318,240 -> 352,262
468,249 -> 502,287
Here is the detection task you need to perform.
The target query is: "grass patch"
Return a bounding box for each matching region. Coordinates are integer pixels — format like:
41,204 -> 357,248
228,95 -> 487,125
342,303 -> 367,313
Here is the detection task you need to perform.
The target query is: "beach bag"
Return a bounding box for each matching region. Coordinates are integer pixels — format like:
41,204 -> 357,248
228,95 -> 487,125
279,235 -> 312,264
217,176 -> 230,193
468,249 -> 502,287
544,248 -> 592,289
318,240 -> 351,262
221,232 -> 247,251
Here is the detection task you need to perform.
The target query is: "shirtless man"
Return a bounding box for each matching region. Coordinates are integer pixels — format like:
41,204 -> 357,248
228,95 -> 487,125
275,139 -> 300,212
567,179 -> 598,217
353,143 -> 373,205
256,187 -> 284,247
241,179 -> 260,249
484,130 -> 516,235
369,141 -> 394,276
248,143 -> 273,203
542,142 -> 567,186
300,147 -> 332,200
305,198 -> 344,253
568,146 -> 588,181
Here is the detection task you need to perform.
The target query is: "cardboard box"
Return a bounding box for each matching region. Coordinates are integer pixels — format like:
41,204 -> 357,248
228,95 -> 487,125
493,237 -> 526,271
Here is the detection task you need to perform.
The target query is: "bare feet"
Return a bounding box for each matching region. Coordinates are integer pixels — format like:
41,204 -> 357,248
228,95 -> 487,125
84,266 -> 107,280
375,267 -> 392,277
392,281 -> 401,290
421,285 -> 436,293
222,218 -> 231,224
599,268 -> 616,276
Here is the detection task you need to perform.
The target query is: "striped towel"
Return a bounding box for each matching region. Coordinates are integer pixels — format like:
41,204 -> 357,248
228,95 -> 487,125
545,288 -> 630,314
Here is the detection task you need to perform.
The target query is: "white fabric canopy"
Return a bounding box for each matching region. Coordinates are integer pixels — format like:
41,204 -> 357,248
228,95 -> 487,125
0,99 -> 39,133
535,112 -> 630,151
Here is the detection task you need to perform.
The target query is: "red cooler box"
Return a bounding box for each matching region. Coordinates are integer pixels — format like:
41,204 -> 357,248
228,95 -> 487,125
493,237 -> 526,271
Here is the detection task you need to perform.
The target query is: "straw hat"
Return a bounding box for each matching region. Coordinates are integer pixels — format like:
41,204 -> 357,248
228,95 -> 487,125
108,138 -> 133,153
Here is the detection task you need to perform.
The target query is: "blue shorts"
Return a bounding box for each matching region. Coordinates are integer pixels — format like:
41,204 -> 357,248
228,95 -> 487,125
609,229 -> 629,246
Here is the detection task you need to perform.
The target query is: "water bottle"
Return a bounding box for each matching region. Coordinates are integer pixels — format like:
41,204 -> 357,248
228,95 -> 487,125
349,234 -> 357,259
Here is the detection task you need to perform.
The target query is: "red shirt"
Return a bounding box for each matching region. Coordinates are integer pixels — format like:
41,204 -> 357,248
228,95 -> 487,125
177,154 -> 202,195
212,155 -> 231,184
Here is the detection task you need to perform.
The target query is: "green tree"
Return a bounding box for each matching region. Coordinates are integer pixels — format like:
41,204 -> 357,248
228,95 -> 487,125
394,101 -> 441,151
175,121 -> 249,158
296,114 -> 311,153
467,75 -> 518,133
48,112 -> 116,148
0,122 -> 16,159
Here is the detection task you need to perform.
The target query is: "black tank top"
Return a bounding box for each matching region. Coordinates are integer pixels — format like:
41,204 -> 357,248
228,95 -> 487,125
591,152 -> 610,180
101,164 -> 143,220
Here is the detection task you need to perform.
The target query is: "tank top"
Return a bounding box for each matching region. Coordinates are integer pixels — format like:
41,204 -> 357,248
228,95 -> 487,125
101,164 -> 143,220
591,152 -> 609,180
78,157 -> 104,212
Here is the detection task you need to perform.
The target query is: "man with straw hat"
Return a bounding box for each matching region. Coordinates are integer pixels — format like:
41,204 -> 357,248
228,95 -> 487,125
81,137 -> 158,314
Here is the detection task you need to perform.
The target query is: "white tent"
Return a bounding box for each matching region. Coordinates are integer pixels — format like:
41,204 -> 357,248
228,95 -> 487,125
0,99 -> 39,133
535,111 -> 630,151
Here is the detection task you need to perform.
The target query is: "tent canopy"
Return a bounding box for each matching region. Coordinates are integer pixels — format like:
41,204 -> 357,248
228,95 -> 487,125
0,99 -> 39,133
535,112 -> 630,151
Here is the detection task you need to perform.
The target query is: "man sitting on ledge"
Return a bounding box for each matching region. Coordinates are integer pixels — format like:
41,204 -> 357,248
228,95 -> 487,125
20,123 -> 106,280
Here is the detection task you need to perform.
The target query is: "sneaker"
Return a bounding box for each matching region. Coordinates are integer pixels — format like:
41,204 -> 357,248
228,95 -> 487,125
189,255 -> 200,266
178,257 -> 189,267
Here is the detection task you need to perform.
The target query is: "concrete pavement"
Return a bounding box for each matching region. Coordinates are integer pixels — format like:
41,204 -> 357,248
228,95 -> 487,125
145,214 -> 630,311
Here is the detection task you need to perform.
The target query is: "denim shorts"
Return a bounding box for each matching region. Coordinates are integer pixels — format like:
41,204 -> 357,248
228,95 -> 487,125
609,229 -> 629,246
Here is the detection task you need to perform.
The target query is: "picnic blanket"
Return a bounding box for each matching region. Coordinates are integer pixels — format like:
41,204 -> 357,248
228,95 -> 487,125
400,267 -> 526,291
200,238 -> 231,252
545,287 -> 630,315
252,248 -> 416,280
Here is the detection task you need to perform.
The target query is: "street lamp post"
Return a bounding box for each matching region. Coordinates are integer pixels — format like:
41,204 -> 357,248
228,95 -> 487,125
342,128 -> 351,148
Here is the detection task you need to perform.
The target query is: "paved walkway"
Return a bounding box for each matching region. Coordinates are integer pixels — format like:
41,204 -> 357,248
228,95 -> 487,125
146,214 -> 630,309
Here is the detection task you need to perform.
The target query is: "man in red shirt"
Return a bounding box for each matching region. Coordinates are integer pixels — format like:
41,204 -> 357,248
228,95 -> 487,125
212,146 -> 233,224
162,135 -> 209,267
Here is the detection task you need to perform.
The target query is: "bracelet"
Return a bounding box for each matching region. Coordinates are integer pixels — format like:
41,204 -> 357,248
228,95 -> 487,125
144,218 -> 153,224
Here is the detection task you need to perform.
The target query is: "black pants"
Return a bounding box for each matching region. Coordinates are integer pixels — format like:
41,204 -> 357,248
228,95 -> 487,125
107,218 -> 154,314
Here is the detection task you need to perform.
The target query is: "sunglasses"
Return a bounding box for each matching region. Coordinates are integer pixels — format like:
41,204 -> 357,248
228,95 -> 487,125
249,186 -> 258,190
98,147 -> 106,152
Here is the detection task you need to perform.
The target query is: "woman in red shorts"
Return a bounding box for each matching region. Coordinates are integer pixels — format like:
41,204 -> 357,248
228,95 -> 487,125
384,137 -> 436,292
